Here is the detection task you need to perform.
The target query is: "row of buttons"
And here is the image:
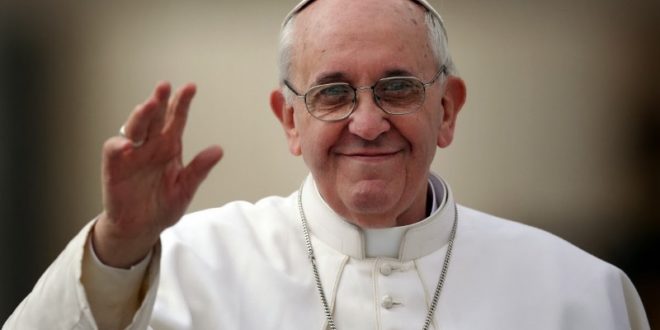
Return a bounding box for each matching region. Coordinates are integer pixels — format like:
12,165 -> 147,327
379,262 -> 406,309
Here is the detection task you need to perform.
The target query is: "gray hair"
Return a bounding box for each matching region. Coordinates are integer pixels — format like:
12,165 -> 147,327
278,8 -> 458,103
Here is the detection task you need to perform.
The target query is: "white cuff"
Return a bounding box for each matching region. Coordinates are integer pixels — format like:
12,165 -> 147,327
82,231 -> 154,329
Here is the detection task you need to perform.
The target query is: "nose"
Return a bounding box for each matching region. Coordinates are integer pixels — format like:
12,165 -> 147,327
347,88 -> 391,141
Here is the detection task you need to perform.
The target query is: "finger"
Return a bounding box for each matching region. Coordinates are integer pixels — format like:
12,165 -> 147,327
122,100 -> 157,144
124,82 -> 171,144
102,136 -> 135,182
103,136 -> 134,161
177,145 -> 223,198
164,83 -> 196,139
146,81 -> 172,140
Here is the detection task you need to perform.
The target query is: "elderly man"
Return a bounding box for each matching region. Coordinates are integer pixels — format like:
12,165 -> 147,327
5,0 -> 650,329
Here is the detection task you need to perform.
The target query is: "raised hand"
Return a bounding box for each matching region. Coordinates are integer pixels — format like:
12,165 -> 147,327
93,82 -> 223,268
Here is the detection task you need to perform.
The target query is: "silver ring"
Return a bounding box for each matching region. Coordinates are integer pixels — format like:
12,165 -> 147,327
119,125 -> 144,148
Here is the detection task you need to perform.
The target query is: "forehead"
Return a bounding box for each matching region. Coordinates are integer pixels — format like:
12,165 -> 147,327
291,0 -> 434,85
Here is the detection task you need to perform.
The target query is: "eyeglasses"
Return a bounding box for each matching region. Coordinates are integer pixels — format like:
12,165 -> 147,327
283,65 -> 447,122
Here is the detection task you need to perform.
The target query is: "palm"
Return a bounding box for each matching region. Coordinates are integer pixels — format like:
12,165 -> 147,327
96,82 -> 222,267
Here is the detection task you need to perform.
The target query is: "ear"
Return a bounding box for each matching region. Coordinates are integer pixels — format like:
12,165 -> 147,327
270,89 -> 302,155
437,76 -> 467,148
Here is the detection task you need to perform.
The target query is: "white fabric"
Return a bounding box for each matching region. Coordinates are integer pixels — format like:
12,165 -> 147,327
4,174 -> 650,330
82,235 -> 153,329
3,221 -> 161,330
363,178 -> 442,258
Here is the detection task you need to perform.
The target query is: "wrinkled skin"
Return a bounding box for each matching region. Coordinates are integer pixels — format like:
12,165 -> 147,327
270,0 -> 466,228
95,83 -> 222,267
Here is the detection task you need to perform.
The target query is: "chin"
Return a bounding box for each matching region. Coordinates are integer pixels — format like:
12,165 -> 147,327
344,181 -> 400,215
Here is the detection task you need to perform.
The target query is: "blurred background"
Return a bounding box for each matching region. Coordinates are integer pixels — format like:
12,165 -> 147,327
1,0 -> 658,325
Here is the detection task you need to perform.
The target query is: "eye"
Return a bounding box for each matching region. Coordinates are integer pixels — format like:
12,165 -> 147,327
309,84 -> 353,108
379,79 -> 415,95
376,78 -> 424,109
319,84 -> 351,98
382,79 -> 414,92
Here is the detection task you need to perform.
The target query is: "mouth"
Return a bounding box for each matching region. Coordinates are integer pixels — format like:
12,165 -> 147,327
340,150 -> 401,161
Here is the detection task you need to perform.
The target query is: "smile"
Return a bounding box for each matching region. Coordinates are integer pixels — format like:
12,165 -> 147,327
340,150 -> 401,162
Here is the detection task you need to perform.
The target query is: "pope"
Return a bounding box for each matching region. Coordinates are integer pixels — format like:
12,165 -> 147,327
4,0 -> 650,329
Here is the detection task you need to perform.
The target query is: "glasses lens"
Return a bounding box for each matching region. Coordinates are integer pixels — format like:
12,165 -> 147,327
374,78 -> 425,114
306,83 -> 354,121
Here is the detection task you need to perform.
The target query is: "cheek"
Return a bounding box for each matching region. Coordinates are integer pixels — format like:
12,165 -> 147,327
421,106 -> 444,150
402,116 -> 440,156
298,120 -> 342,166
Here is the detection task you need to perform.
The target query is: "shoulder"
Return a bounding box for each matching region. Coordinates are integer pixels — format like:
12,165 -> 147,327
160,192 -> 301,254
451,206 -> 648,327
182,193 -> 296,223
455,205 -> 617,273
178,192 -> 296,226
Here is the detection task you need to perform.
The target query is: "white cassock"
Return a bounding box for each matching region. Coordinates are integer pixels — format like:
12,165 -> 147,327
4,174 -> 650,329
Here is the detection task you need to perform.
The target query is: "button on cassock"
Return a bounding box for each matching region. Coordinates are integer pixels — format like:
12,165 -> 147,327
379,263 -> 393,276
381,295 -> 394,309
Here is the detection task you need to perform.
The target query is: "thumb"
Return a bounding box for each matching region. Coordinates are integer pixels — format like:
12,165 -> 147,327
179,145 -> 223,199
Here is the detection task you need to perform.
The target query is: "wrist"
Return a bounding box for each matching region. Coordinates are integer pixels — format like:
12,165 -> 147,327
92,214 -> 159,268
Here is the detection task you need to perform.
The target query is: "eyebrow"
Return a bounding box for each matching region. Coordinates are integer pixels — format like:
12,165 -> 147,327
311,68 -> 418,86
312,72 -> 349,85
382,69 -> 415,77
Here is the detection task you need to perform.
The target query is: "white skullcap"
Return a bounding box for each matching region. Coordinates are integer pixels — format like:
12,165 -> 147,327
282,0 -> 447,33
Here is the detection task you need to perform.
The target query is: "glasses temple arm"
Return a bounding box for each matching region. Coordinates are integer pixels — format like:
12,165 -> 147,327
283,80 -> 304,97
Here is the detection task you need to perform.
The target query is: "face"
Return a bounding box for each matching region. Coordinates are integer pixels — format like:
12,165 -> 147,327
271,0 -> 465,228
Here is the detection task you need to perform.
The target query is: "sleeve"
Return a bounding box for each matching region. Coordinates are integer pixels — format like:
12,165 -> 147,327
619,271 -> 651,330
3,220 -> 162,330
82,227 -> 154,330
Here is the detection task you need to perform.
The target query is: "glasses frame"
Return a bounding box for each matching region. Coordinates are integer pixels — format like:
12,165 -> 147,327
284,65 -> 448,122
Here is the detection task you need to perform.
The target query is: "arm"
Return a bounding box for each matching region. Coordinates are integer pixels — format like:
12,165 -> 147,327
4,82 -> 222,329
619,271 -> 651,330
81,227 -> 159,330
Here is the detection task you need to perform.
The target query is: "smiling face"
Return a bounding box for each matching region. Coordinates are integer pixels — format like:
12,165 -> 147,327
271,0 -> 466,228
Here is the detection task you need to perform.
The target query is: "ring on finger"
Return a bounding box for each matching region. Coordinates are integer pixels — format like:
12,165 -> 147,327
119,125 -> 145,148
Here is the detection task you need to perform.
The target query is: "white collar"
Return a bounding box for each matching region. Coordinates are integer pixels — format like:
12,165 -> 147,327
362,178 -> 444,258
301,173 -> 456,261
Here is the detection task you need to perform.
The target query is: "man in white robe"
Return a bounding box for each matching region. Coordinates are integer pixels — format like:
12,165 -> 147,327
4,0 -> 651,329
